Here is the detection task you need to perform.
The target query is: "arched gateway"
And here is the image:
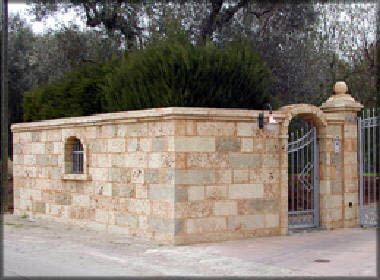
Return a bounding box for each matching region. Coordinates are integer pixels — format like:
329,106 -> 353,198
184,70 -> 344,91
280,104 -> 327,229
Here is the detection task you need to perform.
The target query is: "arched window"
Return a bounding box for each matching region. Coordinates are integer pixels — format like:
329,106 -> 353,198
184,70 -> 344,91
64,137 -> 84,174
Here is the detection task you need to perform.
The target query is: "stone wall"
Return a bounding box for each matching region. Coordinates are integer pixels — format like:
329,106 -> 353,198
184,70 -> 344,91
11,83 -> 363,245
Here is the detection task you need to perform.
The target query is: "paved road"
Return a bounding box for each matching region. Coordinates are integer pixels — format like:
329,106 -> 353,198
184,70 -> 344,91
3,214 -> 377,277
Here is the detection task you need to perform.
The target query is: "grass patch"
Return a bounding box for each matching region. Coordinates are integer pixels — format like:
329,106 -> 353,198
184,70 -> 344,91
20,213 -> 28,219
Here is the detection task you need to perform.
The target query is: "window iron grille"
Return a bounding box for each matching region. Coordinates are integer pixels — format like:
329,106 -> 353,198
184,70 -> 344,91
72,139 -> 84,174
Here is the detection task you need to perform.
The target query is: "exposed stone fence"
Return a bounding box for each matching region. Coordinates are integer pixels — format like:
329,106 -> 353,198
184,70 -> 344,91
10,82 -> 363,244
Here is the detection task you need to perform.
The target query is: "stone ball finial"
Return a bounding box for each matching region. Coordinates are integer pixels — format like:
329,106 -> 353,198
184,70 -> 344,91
334,81 -> 348,95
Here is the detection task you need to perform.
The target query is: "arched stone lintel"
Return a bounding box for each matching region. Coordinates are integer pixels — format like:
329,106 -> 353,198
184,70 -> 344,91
279,104 -> 327,130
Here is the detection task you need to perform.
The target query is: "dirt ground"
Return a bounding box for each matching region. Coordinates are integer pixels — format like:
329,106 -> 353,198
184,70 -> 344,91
3,214 -> 377,277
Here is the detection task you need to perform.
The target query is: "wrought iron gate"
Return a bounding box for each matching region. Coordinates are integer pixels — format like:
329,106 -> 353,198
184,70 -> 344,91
288,126 -> 319,228
358,108 -> 379,227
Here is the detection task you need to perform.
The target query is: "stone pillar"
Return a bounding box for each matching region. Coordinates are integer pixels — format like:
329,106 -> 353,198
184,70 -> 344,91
320,81 -> 363,228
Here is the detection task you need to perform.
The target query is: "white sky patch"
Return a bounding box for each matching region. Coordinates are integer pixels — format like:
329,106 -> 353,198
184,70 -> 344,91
9,3 -> 87,34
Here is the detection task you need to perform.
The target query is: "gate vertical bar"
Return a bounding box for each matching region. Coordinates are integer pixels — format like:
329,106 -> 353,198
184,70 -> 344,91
358,114 -> 364,223
313,127 -> 319,227
367,109 -> 371,205
291,132 -> 295,211
372,108 -> 376,207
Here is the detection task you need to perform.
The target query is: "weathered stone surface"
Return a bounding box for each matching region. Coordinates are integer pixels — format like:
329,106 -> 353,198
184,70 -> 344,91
241,138 -> 253,152
216,137 -> 240,152
264,214 -> 279,228
228,214 -> 264,230
107,138 -> 126,153
175,201 -> 213,218
127,138 -> 139,152
125,152 -> 148,168
206,185 -> 227,200
229,154 -> 261,168
151,200 -> 173,218
262,154 -> 279,168
174,137 -> 215,152
214,200 -> 237,216
144,169 -> 159,184
229,184 -> 264,199
233,169 -> 249,184
174,170 -> 214,185
126,123 -> 148,136
149,217 -> 183,234
215,170 -> 232,184
116,212 -> 138,227
112,184 -> 134,197
197,122 -> 235,136
188,186 -> 204,201
186,217 -> 226,234
72,194 -> 90,207
152,138 -> 168,152
237,122 -> 254,136
55,193 -> 72,205
32,201 -> 46,213
149,153 -> 174,168
149,185 -> 186,202
187,153 -> 228,168
127,199 -> 150,215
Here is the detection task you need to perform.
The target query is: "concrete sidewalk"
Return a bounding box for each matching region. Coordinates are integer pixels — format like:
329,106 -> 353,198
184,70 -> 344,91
3,214 -> 376,277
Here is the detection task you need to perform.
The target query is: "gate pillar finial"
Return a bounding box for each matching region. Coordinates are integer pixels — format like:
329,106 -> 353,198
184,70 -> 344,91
320,81 -> 363,113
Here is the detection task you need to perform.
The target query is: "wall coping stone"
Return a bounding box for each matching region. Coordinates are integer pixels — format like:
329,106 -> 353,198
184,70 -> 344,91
11,107 -> 287,132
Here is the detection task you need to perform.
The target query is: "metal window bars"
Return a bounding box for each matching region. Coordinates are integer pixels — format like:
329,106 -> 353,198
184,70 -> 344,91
72,139 -> 84,174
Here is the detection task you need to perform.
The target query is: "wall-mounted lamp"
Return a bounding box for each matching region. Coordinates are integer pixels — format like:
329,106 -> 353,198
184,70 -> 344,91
259,103 -> 276,129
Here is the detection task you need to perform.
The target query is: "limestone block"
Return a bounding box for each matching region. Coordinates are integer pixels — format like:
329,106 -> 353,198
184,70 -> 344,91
13,154 -> 24,165
151,200 -> 174,218
197,121 -> 235,136
188,186 -> 205,201
127,138 -> 139,152
19,132 -> 32,143
19,199 -> 32,211
149,152 -> 174,168
55,193 -> 72,205
13,144 -> 23,155
174,170 -> 214,185
233,169 -> 249,184
237,122 -> 253,136
88,140 -> 107,153
131,168 -> 144,184
175,153 -> 186,169
187,153 -> 229,168
139,138 -> 152,152
127,199 -> 150,215
52,142 -> 62,155
72,194 -> 91,207
110,153 -> 125,168
126,123 -> 148,137
214,200 -> 237,216
215,170 -> 232,184
116,212 -> 138,228
186,217 -> 227,234
112,184 -> 134,197
116,124 -> 127,137
31,143 -> 45,154
152,137 -> 168,152
253,138 -> 264,153
107,138 -> 126,153
229,153 -> 261,168
149,121 -> 175,136
100,125 -> 117,138
344,192 -> 358,206
85,126 -> 97,139
13,133 -> 20,144
135,184 -> 148,199
46,130 -> 62,142
174,137 -> 215,152
206,185 -> 227,200
95,209 -> 108,223
175,201 -> 213,218
125,152 -> 148,168
265,139 -> 280,153
262,154 -> 279,168
149,217 -> 184,234
238,199 -> 279,215
139,215 -> 149,230
241,138 -> 253,152
32,201 -> 46,213
144,169 -> 159,184
228,214 -> 264,230
264,214 -> 279,228
216,137 -> 240,152
90,168 -> 109,181
229,184 -> 264,199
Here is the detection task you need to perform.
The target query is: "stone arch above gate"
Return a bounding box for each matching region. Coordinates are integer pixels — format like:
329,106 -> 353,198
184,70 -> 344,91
279,104 -> 327,129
